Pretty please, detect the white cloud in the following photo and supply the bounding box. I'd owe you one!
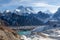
[30,2,60,13]
[32,3,49,7]
[0,0,60,13]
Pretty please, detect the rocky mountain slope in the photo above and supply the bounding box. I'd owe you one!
[0,26,21,40]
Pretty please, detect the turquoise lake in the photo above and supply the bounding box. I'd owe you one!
[17,31,31,35]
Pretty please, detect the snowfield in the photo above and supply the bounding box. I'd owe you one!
[21,27,60,40]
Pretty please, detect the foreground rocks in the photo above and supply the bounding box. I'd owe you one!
[0,26,21,40]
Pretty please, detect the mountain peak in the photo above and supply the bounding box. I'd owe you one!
[6,10,10,12]
[18,6,24,9]
[4,10,11,13]
[44,10,52,14]
[17,6,34,14]
[15,9,21,12]
[58,7,60,11]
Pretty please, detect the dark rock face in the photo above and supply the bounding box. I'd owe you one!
[53,8,60,19]
[0,11,50,26]
[0,6,51,26]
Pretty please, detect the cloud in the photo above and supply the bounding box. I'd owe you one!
[32,2,52,7]
[0,0,21,11]
[16,0,60,13]
[26,2,60,13]
[0,0,60,13]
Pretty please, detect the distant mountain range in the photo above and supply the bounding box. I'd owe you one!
[0,6,60,26]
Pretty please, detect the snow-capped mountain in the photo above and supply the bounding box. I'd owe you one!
[2,10,11,16]
[4,10,11,13]
[25,7,34,14]
[33,11,50,23]
[44,10,52,14]
[15,9,21,12]
[53,8,60,20]
[1,6,59,26]
[15,6,34,15]
[3,10,11,14]
[14,9,22,15]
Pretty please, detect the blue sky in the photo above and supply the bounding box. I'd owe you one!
[0,0,60,13]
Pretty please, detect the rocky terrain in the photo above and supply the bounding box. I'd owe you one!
[21,27,60,40]
[0,26,21,40]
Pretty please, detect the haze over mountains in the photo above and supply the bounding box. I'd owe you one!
[0,6,60,26]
